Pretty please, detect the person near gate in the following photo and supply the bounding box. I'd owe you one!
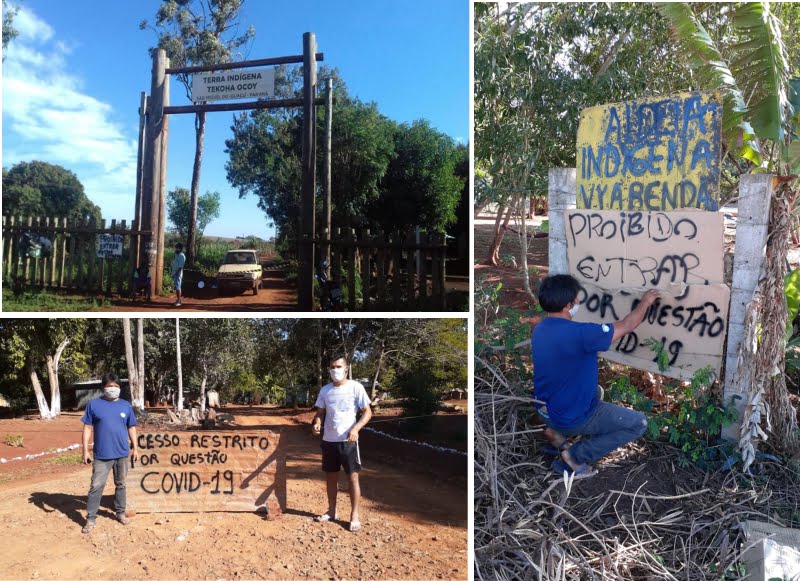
[532,274,659,478]
[172,242,186,306]
[311,355,372,533]
[81,372,139,533]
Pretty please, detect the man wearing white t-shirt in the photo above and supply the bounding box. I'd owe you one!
[311,355,372,533]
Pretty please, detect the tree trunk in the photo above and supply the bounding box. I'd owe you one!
[45,337,69,418]
[518,195,537,302]
[29,360,51,420]
[370,344,385,400]
[134,318,145,409]
[122,319,141,409]
[186,111,206,263]
[176,319,184,412]
[485,204,514,266]
[200,368,207,413]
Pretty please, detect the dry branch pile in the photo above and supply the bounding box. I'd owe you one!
[474,360,800,580]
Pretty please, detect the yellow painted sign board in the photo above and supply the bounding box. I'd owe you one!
[576,91,722,212]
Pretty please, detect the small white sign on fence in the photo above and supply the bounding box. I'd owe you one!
[97,234,123,258]
[191,67,275,103]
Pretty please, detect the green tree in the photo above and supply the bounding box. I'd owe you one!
[2,161,102,223]
[166,187,221,242]
[141,0,254,263]
[375,120,465,232]
[474,3,689,270]
[2,0,18,61]
[180,318,255,410]
[0,319,89,419]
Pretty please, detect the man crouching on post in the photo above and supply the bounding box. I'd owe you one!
[532,274,659,478]
[311,354,372,533]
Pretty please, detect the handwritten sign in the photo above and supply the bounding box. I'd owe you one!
[97,234,123,258]
[576,91,722,212]
[574,282,729,380]
[565,208,728,379]
[127,430,285,514]
[566,209,724,291]
[191,67,275,103]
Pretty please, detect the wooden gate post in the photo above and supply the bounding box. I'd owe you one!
[298,32,318,311]
[547,168,577,276]
[155,69,170,295]
[323,77,333,276]
[721,174,773,440]
[141,49,168,299]
[130,92,148,290]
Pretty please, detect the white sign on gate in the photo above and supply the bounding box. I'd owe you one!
[97,234,123,258]
[191,67,275,103]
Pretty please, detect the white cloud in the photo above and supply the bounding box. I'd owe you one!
[11,6,54,44]
[2,6,137,219]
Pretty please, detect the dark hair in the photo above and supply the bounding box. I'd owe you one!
[328,354,349,365]
[175,243,183,251]
[101,372,120,387]
[537,274,583,313]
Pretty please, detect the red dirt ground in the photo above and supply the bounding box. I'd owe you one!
[0,406,467,580]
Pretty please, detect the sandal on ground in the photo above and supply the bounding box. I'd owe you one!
[314,513,336,522]
[551,458,596,479]
[349,521,362,533]
[81,521,95,534]
[117,514,132,525]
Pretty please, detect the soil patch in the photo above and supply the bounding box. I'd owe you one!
[0,406,467,580]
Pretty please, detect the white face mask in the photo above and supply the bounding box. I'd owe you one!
[568,303,580,318]
[329,367,347,382]
[104,387,121,400]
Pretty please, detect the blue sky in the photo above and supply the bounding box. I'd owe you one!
[2,0,469,238]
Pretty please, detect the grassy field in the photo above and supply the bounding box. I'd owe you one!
[2,288,114,312]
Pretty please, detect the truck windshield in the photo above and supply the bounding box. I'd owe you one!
[223,253,257,265]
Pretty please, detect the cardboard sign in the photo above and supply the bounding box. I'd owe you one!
[97,234,123,258]
[565,209,724,291]
[191,67,275,102]
[576,91,722,212]
[574,282,730,380]
[127,430,285,514]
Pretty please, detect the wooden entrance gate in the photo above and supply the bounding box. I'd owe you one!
[2,215,146,295]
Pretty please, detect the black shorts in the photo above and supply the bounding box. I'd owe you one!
[321,440,362,474]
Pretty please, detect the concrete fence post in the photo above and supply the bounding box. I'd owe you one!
[547,168,577,275]
[722,173,773,440]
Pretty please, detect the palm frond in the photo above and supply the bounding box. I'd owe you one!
[658,2,760,164]
[731,2,792,142]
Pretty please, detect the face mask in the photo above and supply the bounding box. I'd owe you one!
[568,303,580,318]
[329,368,347,382]
[104,387,121,400]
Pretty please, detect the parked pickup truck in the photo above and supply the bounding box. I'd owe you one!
[216,249,262,295]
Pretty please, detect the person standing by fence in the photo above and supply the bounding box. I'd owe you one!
[171,243,186,306]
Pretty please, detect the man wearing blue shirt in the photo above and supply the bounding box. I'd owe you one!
[532,275,659,477]
[80,373,139,533]
[172,242,186,307]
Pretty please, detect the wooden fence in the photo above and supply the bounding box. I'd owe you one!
[316,229,448,311]
[2,216,144,295]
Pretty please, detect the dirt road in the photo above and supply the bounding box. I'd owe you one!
[106,260,297,312]
[0,409,467,580]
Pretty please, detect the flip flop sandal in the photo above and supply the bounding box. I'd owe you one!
[349,521,362,533]
[81,522,95,534]
[314,513,337,522]
[551,458,596,479]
